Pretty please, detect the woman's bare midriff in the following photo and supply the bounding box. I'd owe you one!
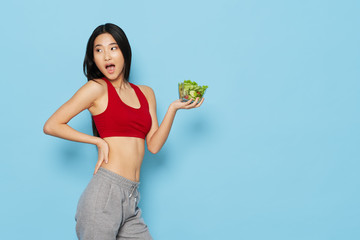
[100,136,145,182]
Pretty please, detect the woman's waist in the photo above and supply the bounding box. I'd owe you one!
[100,160,143,182]
[102,137,145,181]
[104,136,145,146]
[98,163,142,183]
[104,136,145,155]
[106,144,144,169]
[107,150,144,164]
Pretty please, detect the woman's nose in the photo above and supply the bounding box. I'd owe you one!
[104,52,111,61]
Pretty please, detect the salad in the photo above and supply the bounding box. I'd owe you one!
[178,80,208,102]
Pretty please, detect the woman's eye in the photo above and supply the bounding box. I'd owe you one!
[95,49,102,53]
[111,47,117,50]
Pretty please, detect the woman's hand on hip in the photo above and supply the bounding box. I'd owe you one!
[94,138,109,175]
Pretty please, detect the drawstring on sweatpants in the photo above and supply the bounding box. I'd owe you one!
[128,184,138,198]
[128,184,139,205]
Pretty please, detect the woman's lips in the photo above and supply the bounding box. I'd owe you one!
[106,64,115,74]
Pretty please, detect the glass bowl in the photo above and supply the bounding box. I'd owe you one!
[178,82,207,103]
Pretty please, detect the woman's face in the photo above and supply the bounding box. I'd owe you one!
[93,33,125,81]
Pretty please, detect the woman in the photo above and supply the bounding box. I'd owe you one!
[43,23,204,240]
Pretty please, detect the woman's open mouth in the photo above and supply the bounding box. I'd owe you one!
[106,64,115,74]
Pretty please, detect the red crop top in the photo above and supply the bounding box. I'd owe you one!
[92,77,152,139]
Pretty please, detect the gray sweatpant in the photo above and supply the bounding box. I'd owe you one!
[75,167,152,240]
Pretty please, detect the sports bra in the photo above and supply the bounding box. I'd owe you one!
[92,77,152,139]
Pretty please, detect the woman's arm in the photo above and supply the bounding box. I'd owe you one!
[43,80,109,172]
[140,86,204,154]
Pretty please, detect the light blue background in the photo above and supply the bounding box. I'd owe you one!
[1,0,359,239]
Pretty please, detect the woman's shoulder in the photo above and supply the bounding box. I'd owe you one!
[136,84,156,103]
[86,78,107,90]
[88,78,107,87]
[78,78,107,98]
[136,84,154,95]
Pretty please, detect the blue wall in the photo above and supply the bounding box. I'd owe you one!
[1,0,359,239]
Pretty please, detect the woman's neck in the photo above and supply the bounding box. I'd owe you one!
[107,75,129,90]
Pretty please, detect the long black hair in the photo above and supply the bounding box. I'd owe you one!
[83,23,132,136]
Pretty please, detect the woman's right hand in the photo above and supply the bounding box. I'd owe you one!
[94,138,109,175]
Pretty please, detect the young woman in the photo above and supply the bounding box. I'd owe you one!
[43,23,204,239]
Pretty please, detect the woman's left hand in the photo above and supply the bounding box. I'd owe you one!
[170,97,205,111]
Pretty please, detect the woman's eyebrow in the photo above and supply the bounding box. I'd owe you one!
[94,42,117,48]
